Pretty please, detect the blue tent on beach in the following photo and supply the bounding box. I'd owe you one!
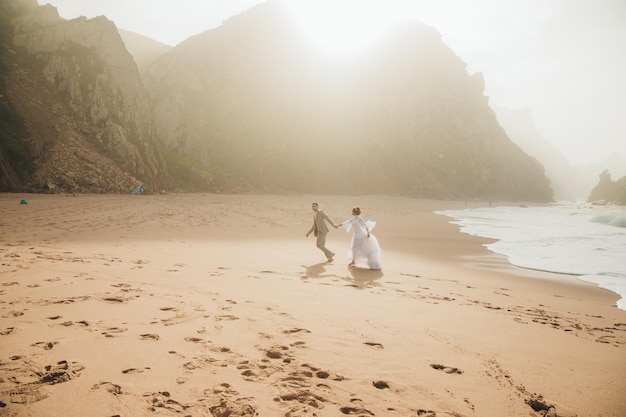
[131,185,145,195]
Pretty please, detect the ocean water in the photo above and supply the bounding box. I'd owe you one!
[436,202,626,311]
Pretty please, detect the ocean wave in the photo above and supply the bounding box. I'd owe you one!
[437,202,626,311]
[591,213,626,228]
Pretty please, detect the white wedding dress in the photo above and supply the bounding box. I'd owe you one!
[342,215,382,270]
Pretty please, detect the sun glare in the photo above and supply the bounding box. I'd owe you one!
[286,0,408,58]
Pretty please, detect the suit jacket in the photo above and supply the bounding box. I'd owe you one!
[308,210,336,236]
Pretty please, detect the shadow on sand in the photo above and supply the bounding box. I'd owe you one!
[344,266,384,289]
[302,262,337,279]
[301,262,384,289]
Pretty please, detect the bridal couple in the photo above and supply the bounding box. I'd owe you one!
[305,202,382,270]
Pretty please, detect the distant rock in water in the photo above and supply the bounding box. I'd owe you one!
[588,170,626,206]
[0,0,171,193]
[144,0,552,200]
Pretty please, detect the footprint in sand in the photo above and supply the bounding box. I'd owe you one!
[140,333,160,341]
[265,346,290,360]
[36,296,90,307]
[131,260,149,269]
[206,382,240,396]
[315,370,330,379]
[372,380,389,389]
[176,370,194,385]
[207,396,257,417]
[92,381,122,395]
[340,405,374,415]
[19,360,84,400]
[56,320,89,328]
[184,336,205,344]
[216,314,239,321]
[595,335,620,346]
[143,391,191,414]
[0,327,15,336]
[122,367,150,374]
[168,350,186,359]
[31,341,58,350]
[525,394,572,416]
[101,327,127,338]
[0,357,82,405]
[101,296,127,303]
[157,306,199,326]
[430,364,463,374]
[7,386,51,405]
[283,328,311,334]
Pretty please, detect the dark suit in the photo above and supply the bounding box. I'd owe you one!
[307,209,336,259]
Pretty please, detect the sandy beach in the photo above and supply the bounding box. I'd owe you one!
[1,193,624,417]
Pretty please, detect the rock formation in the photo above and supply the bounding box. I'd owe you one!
[2,0,553,201]
[0,0,171,193]
[143,0,552,200]
[119,29,171,74]
[588,170,626,206]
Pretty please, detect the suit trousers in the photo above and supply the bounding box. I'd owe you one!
[316,232,333,258]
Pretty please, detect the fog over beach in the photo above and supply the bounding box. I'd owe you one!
[37,0,626,170]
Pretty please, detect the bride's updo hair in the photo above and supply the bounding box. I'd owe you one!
[352,206,361,215]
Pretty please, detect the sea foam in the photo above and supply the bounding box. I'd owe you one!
[436,202,626,311]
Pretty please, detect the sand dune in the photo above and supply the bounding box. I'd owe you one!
[1,193,624,416]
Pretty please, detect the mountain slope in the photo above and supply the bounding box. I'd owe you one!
[144,0,552,200]
[119,29,171,74]
[0,0,171,193]
[2,0,553,200]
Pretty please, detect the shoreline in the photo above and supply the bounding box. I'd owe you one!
[434,203,626,311]
[1,193,625,416]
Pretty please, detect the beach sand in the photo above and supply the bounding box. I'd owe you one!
[1,193,625,416]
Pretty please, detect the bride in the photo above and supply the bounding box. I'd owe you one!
[341,206,382,270]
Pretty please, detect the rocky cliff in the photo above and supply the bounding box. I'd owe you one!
[588,170,626,206]
[143,0,552,200]
[2,0,553,200]
[119,29,171,74]
[0,0,171,193]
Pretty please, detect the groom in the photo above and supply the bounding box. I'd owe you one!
[306,202,339,262]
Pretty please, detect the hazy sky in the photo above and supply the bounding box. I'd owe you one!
[36,0,626,166]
